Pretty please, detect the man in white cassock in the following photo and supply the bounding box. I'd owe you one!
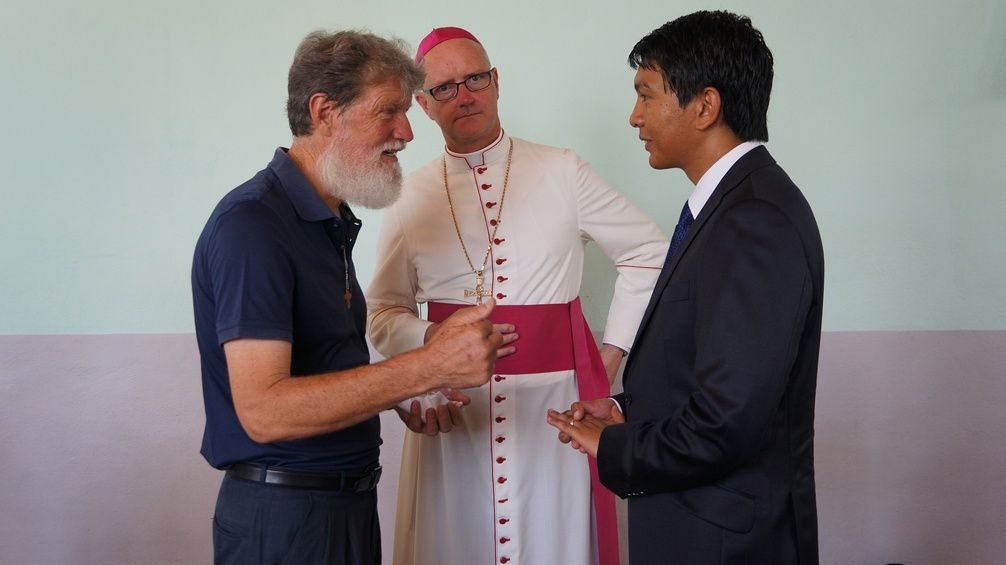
[366,26,669,565]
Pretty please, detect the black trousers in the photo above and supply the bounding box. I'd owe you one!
[213,474,381,565]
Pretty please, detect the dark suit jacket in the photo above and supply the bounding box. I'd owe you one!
[599,146,824,565]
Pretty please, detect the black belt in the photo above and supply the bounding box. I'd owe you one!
[226,463,382,492]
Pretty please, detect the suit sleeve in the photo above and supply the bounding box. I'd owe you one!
[572,153,669,352]
[597,199,815,494]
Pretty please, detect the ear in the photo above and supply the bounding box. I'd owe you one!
[415,91,433,119]
[693,86,723,131]
[308,92,340,136]
[491,67,500,97]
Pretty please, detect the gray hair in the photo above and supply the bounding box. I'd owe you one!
[286,30,424,137]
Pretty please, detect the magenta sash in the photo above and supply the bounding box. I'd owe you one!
[427,298,620,565]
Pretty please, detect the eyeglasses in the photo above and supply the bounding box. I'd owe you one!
[424,70,494,102]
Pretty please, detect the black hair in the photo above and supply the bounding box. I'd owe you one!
[629,11,773,141]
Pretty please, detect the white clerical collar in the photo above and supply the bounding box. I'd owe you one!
[445,129,508,170]
[688,140,763,218]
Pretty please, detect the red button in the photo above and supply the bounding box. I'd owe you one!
[494,395,506,403]
[498,498,508,503]
[496,456,506,463]
[481,183,492,190]
[495,436,506,443]
[477,167,487,174]
[500,558,510,563]
[490,219,499,226]
[496,293,506,299]
[497,276,508,282]
[497,476,507,484]
[495,416,506,423]
[499,518,510,524]
[493,238,506,245]
[486,201,497,208]
[500,537,511,544]
[496,258,506,265]
[494,375,504,382]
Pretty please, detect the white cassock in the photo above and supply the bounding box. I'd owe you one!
[367,131,668,565]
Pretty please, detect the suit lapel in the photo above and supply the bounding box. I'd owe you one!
[623,146,778,380]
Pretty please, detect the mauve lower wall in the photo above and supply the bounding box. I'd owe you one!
[2,331,1004,564]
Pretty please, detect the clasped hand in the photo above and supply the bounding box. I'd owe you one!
[546,398,624,458]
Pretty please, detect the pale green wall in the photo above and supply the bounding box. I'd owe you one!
[2,0,1004,334]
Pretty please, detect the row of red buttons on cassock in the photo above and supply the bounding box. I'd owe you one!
[492,373,512,563]
[482,160,512,563]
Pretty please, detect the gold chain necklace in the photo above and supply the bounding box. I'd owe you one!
[442,139,514,304]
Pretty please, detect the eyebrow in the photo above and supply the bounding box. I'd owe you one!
[430,69,490,87]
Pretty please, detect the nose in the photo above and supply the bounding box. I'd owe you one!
[629,99,642,128]
[396,113,414,142]
[456,83,476,105]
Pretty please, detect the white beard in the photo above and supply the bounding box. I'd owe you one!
[317,136,404,210]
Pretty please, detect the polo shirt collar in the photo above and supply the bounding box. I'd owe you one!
[268,147,338,222]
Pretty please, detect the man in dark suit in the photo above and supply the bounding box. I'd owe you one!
[548,11,824,565]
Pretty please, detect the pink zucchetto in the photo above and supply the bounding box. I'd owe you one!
[415,26,481,63]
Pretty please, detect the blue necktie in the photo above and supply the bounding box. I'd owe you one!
[665,201,694,264]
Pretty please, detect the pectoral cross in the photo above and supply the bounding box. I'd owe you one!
[464,269,491,304]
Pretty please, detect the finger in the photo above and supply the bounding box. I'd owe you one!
[550,410,578,433]
[398,403,424,433]
[571,402,585,420]
[447,401,464,426]
[410,401,425,430]
[444,388,471,406]
[609,402,626,423]
[449,298,497,325]
[496,344,517,358]
[546,410,567,431]
[480,297,496,318]
[558,431,571,444]
[434,404,453,433]
[423,408,438,436]
[499,331,519,345]
[492,323,516,335]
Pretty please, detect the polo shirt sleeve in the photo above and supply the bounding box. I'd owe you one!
[205,201,295,345]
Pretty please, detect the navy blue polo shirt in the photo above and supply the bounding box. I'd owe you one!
[191,148,378,472]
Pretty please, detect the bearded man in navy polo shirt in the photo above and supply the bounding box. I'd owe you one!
[191,30,514,565]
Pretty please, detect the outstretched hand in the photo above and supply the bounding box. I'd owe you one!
[396,388,471,436]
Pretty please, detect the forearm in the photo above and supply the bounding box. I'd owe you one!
[599,343,626,384]
[236,348,437,443]
[231,303,500,444]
